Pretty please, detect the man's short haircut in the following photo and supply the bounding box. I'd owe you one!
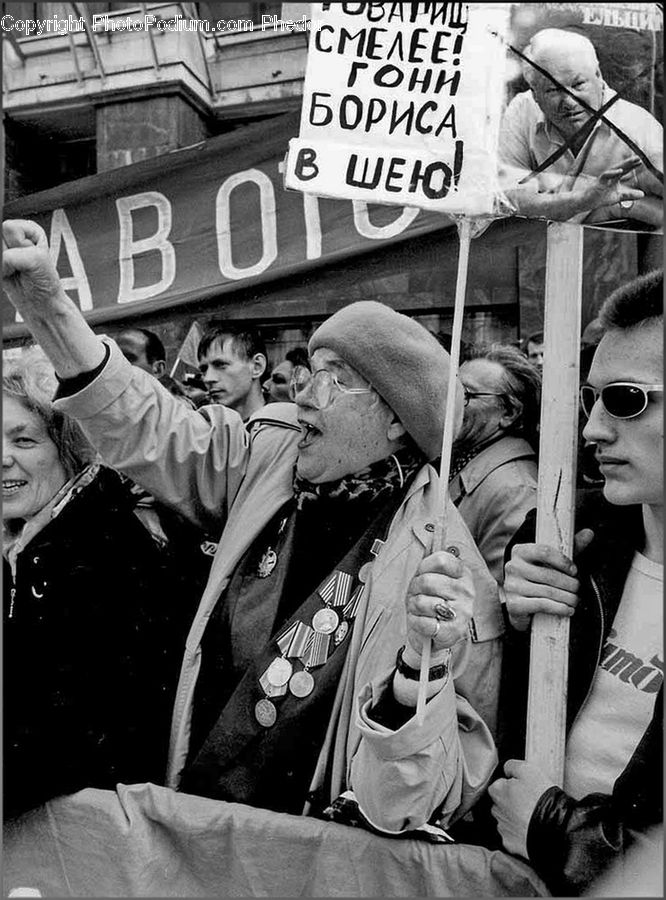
[521,331,544,354]
[598,269,663,331]
[522,28,599,88]
[120,327,166,365]
[197,322,266,363]
[285,347,310,370]
[466,343,543,451]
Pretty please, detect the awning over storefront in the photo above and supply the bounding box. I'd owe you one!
[2,111,457,340]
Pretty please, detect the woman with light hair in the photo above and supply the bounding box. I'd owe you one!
[3,351,187,820]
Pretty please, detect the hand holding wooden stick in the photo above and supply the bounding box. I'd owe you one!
[416,216,473,725]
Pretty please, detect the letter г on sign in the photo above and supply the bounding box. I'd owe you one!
[284,3,510,214]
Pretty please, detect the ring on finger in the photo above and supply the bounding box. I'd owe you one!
[431,619,441,639]
[435,602,457,622]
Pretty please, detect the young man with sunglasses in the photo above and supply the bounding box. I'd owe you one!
[489,269,663,895]
[2,219,498,838]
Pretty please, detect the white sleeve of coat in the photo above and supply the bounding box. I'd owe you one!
[54,339,250,534]
[349,669,498,833]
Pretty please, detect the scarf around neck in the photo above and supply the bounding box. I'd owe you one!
[292,444,424,512]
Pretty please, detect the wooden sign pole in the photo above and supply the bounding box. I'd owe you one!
[416,217,473,725]
[525,221,583,785]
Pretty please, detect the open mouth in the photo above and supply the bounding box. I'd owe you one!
[3,480,27,495]
[298,422,322,449]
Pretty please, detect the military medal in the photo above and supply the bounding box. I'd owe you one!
[256,568,366,716]
[261,680,287,699]
[334,621,349,645]
[255,698,277,727]
[289,669,315,698]
[259,669,288,699]
[265,656,293,687]
[312,607,339,635]
[257,548,278,578]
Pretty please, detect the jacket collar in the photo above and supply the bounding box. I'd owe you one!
[4,464,100,574]
[455,436,535,496]
[577,497,646,623]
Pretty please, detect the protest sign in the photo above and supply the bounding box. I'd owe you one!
[285,3,509,213]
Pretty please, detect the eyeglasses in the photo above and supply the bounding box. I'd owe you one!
[289,366,372,410]
[463,388,506,407]
[580,382,663,420]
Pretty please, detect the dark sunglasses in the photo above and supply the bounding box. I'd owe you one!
[580,382,663,420]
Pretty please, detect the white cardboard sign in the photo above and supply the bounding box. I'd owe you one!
[285,3,509,214]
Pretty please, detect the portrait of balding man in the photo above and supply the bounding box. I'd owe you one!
[498,28,663,227]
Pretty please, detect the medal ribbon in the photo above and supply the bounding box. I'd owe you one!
[318,571,353,608]
[276,620,315,659]
[271,572,365,680]
[304,632,331,669]
[342,584,364,621]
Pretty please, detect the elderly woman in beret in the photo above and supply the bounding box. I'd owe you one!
[3,353,187,820]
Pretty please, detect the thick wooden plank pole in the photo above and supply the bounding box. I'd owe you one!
[526,221,583,785]
[416,217,472,724]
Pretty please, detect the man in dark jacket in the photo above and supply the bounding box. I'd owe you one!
[489,269,663,895]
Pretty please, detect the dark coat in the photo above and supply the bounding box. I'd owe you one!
[498,491,662,896]
[3,466,193,820]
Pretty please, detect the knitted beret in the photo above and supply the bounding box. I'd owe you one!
[309,301,462,460]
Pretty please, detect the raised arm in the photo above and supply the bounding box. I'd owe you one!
[2,219,250,533]
[3,219,105,377]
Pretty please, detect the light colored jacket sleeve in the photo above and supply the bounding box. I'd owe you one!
[345,482,498,834]
[350,663,497,833]
[470,461,537,585]
[54,339,251,534]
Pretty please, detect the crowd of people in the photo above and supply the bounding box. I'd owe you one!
[2,212,662,898]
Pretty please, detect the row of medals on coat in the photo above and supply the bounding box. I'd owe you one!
[254,565,363,729]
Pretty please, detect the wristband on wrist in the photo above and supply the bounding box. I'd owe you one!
[395,645,449,682]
